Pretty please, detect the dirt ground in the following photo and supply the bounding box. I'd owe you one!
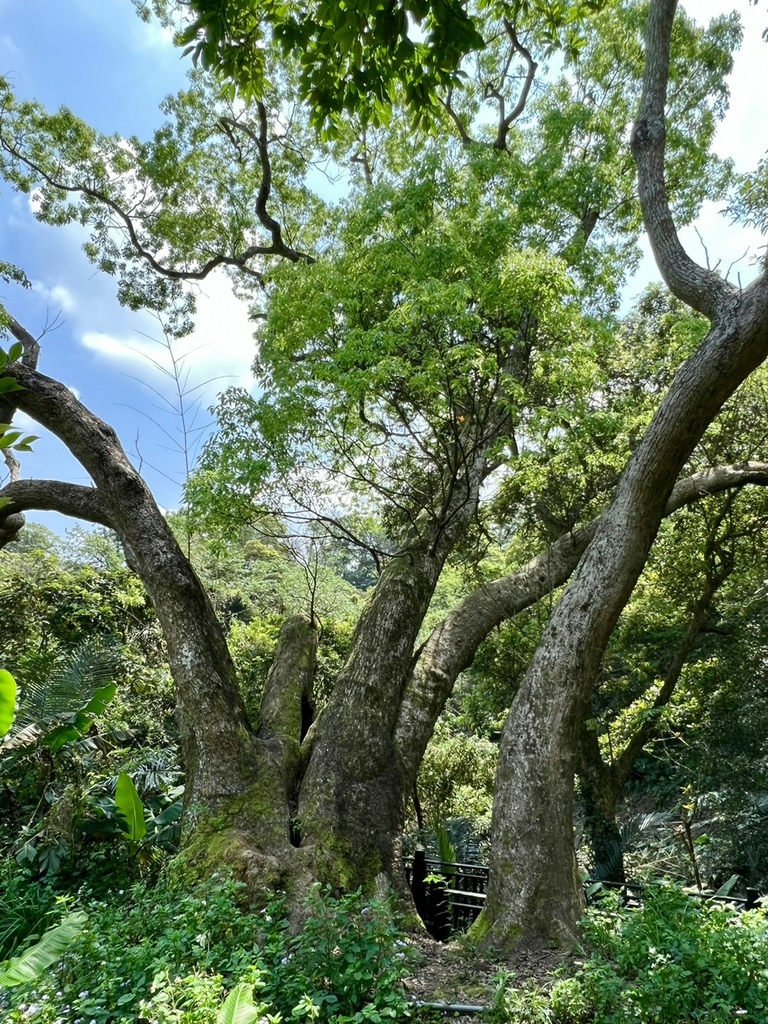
[401,934,573,1018]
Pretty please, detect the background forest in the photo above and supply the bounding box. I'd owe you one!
[3,0,768,1021]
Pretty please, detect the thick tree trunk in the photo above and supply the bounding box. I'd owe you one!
[298,454,490,891]
[3,319,768,925]
[476,0,768,952]
[0,353,495,904]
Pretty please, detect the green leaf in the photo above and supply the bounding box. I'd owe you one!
[0,668,17,737]
[83,681,117,716]
[217,983,262,1024]
[115,771,147,842]
[0,911,87,987]
[7,341,23,361]
[714,874,741,898]
[45,723,87,753]
[0,378,22,394]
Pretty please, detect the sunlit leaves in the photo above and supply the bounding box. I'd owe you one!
[0,72,321,336]
[0,669,16,739]
[115,771,148,842]
[173,0,486,132]
[0,912,88,988]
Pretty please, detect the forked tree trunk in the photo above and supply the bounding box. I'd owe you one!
[3,354,767,926]
[0,356,492,909]
[475,0,768,952]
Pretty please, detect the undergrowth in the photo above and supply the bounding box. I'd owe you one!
[0,874,416,1024]
[491,884,768,1023]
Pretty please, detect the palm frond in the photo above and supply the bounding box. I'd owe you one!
[13,638,120,731]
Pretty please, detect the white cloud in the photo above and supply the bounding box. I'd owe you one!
[80,270,257,400]
[31,281,78,313]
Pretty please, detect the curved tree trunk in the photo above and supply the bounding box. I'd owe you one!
[3,361,260,815]
[3,318,768,934]
[475,0,768,952]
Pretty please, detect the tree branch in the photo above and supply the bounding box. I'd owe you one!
[630,0,731,319]
[0,121,313,288]
[494,22,538,151]
[219,107,315,265]
[394,461,768,785]
[0,479,112,548]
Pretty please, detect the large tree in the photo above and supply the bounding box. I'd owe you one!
[478,0,768,951]
[0,0,766,949]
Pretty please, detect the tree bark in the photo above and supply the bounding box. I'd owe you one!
[476,0,768,952]
[298,452,490,890]
[394,463,768,801]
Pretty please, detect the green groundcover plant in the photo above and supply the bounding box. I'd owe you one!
[0,875,416,1024]
[493,884,768,1024]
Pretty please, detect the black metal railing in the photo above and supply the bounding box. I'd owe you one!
[404,853,763,938]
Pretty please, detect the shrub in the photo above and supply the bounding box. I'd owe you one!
[1,878,415,1024]
[257,887,415,1024]
[1,873,259,1024]
[0,865,58,961]
[491,885,768,1023]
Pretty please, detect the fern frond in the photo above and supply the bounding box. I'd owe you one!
[10,637,121,734]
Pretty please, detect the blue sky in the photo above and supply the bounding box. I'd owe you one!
[0,0,257,526]
[0,1,766,535]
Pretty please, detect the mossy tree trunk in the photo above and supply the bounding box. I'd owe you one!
[2,309,768,940]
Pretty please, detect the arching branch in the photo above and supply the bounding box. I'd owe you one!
[394,461,768,786]
[630,0,732,319]
[0,480,112,548]
[0,112,313,290]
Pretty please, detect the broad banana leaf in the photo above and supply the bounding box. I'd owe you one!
[0,669,16,738]
[0,911,88,987]
[217,983,262,1024]
[115,771,147,842]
